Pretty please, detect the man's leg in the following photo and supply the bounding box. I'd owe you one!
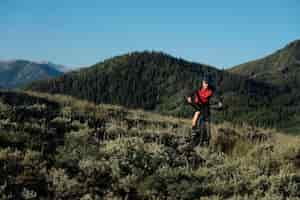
[192,111,201,128]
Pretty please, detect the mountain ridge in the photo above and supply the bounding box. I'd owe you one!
[227,39,300,133]
[27,50,288,132]
[0,59,65,88]
[25,40,300,133]
[228,39,300,87]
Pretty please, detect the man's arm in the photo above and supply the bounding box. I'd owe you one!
[186,89,198,104]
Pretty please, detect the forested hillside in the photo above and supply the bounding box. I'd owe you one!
[229,39,300,133]
[28,51,296,132]
[229,39,300,87]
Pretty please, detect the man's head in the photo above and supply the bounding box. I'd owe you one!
[202,77,210,89]
[202,80,208,89]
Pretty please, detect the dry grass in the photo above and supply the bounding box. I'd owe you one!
[24,90,299,153]
[25,90,300,137]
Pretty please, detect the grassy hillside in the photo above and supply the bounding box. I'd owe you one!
[0,60,64,88]
[0,90,299,199]
[28,51,294,132]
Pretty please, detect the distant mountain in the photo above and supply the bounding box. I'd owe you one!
[28,51,291,132]
[229,39,300,88]
[35,61,71,72]
[0,59,64,88]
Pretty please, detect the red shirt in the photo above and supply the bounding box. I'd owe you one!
[194,87,213,105]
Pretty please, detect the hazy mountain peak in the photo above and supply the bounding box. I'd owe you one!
[0,59,64,88]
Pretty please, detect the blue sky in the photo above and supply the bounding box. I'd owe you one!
[0,0,299,68]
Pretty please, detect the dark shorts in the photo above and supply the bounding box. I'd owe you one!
[194,104,210,121]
